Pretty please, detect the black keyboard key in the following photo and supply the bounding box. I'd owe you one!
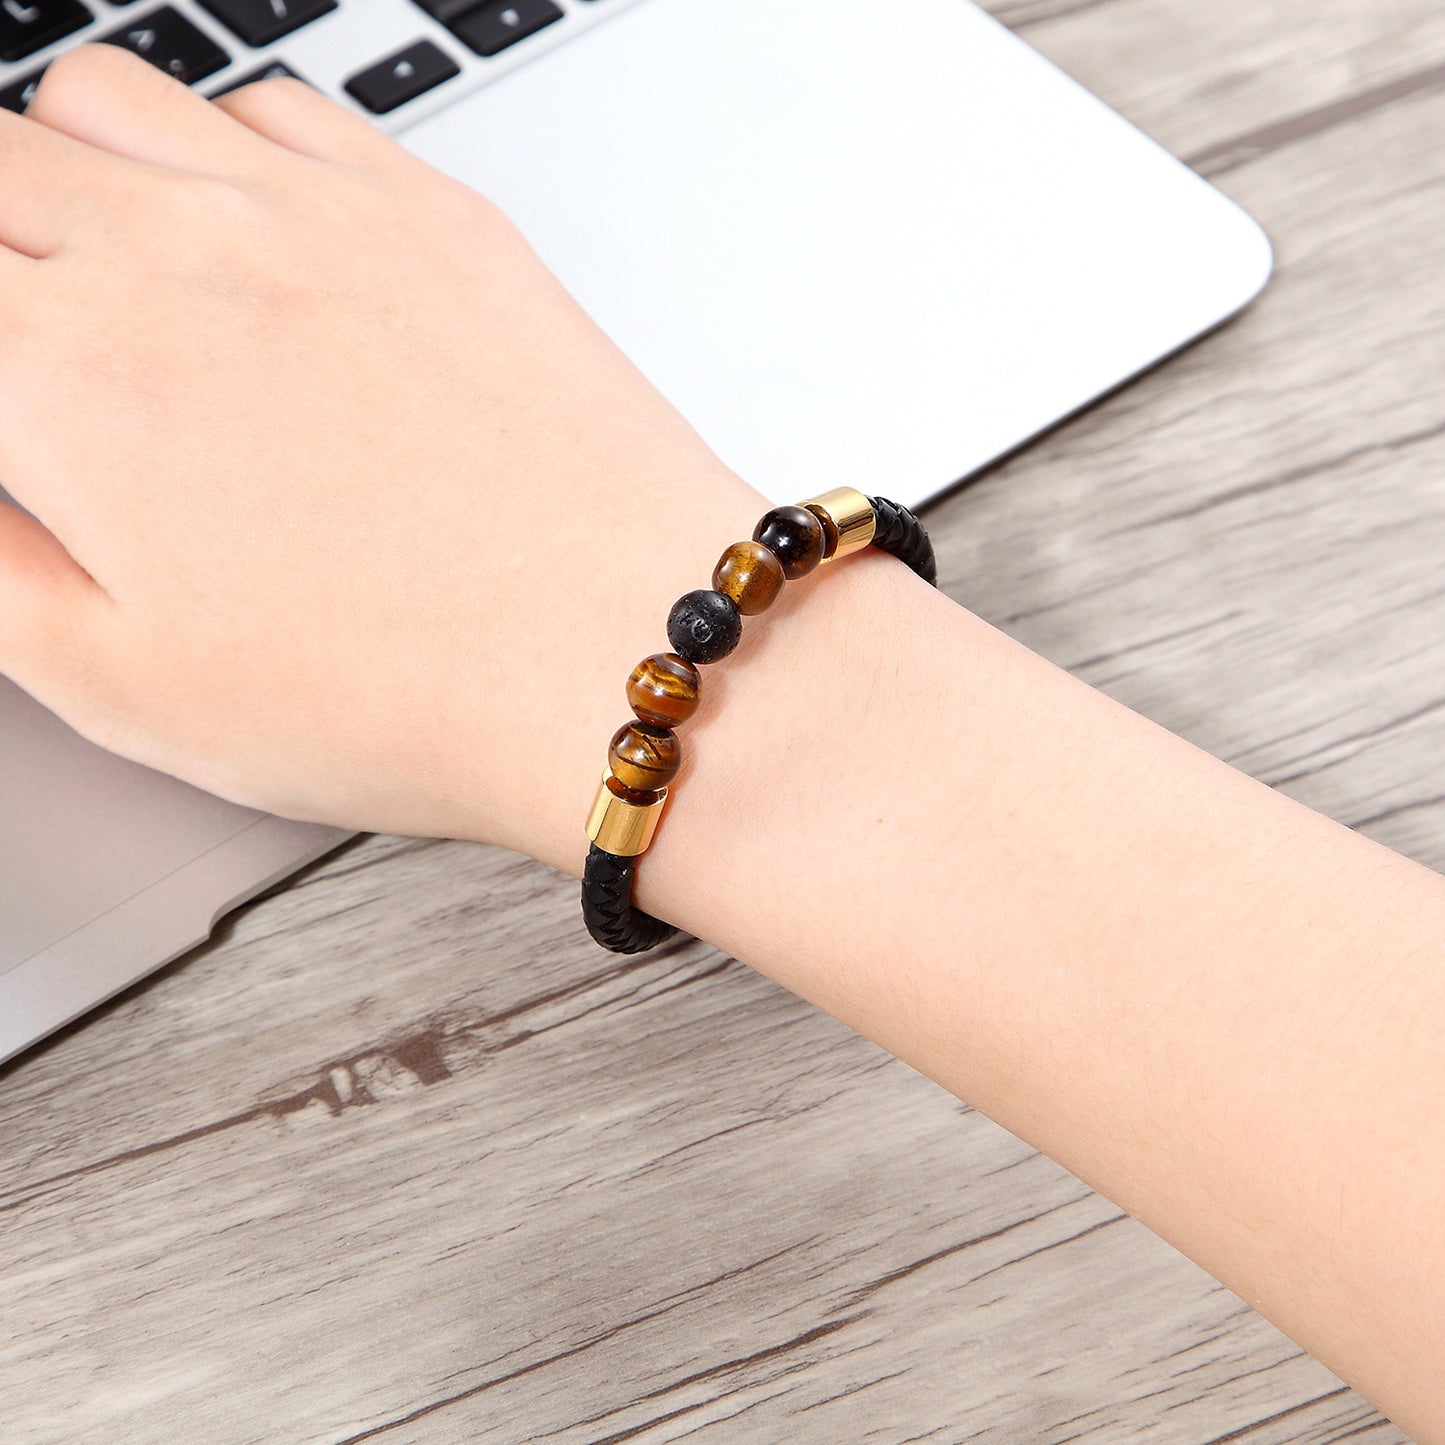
[0,0,90,64]
[0,63,44,111]
[211,58,302,96]
[407,0,469,26]
[100,6,228,84]
[197,0,331,49]
[344,39,457,114]
[448,0,560,58]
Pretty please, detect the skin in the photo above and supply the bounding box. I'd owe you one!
[1,45,1441,1437]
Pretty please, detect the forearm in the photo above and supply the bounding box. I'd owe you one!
[534,530,1445,1437]
[7,46,1430,1429]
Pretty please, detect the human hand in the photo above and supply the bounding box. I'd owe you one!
[0,45,775,871]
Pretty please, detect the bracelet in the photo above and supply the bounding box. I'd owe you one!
[581,489,938,954]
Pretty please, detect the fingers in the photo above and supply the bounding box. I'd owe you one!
[0,102,128,257]
[0,48,400,261]
[0,500,108,690]
[212,76,400,166]
[25,43,263,173]
[0,47,380,259]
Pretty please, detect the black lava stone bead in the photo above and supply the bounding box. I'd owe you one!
[753,505,826,580]
[666,589,742,664]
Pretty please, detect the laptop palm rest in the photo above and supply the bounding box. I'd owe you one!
[0,668,345,1062]
[0,676,265,975]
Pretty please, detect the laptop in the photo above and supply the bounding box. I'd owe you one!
[0,0,1273,1064]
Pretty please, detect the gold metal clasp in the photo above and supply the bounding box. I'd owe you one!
[800,486,876,563]
[585,769,668,856]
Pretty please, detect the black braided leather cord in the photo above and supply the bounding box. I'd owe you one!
[582,842,678,953]
[582,494,937,953]
[869,494,938,587]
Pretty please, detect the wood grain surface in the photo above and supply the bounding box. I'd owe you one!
[3,1,1442,1440]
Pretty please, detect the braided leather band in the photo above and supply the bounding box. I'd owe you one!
[582,492,937,954]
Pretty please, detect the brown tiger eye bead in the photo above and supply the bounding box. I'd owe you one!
[802,502,840,561]
[712,540,785,616]
[627,652,701,728]
[608,720,682,792]
[606,773,663,805]
[753,505,825,580]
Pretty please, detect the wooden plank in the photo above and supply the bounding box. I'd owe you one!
[990,0,1445,175]
[953,81,1445,873]
[1,2,1439,1441]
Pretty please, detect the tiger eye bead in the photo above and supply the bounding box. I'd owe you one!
[667,589,742,664]
[608,720,682,792]
[753,505,825,580]
[627,652,701,728]
[712,540,785,616]
[803,502,840,561]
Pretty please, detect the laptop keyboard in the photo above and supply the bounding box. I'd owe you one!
[197,0,337,50]
[344,38,455,113]
[0,0,623,123]
[100,6,229,84]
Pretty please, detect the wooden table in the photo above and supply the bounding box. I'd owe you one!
[4,1,1441,1439]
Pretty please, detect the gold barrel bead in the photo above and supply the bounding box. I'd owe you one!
[627,652,701,728]
[712,540,785,616]
[608,719,682,792]
[586,770,668,856]
[800,486,876,563]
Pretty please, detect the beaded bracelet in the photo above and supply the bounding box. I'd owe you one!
[582,488,938,954]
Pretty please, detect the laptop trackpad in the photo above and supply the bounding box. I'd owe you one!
[0,676,264,975]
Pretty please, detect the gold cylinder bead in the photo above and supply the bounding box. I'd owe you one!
[800,486,876,563]
[586,769,668,857]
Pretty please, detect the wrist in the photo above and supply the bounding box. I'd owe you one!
[575,534,947,953]
[482,467,791,875]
